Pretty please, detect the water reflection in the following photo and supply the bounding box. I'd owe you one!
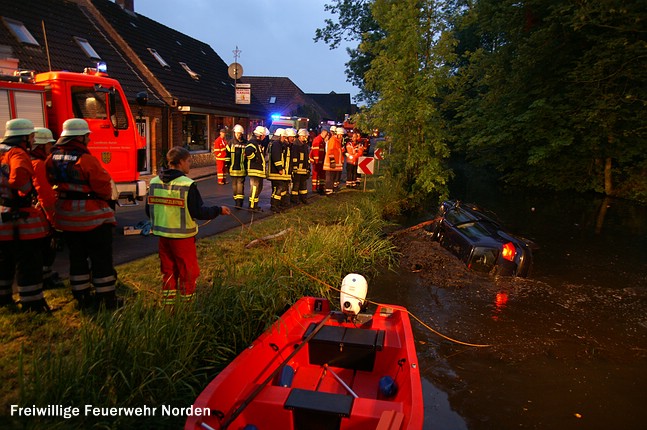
[492,291,508,321]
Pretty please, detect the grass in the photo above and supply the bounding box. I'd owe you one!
[0,177,404,429]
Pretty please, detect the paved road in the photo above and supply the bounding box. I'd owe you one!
[52,174,276,279]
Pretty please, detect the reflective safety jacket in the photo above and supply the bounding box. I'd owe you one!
[345,141,365,166]
[226,136,247,177]
[148,175,198,238]
[291,141,309,175]
[309,134,325,165]
[31,146,56,225]
[45,139,116,232]
[245,136,266,178]
[0,144,49,241]
[267,138,291,181]
[323,135,343,172]
[212,136,229,163]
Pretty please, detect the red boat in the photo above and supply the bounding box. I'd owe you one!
[186,275,423,430]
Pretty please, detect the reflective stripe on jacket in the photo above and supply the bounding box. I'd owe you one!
[45,140,116,232]
[245,137,266,178]
[226,137,247,177]
[148,175,197,238]
[0,144,49,240]
[291,142,309,175]
[213,136,229,162]
[323,136,343,171]
[267,140,291,181]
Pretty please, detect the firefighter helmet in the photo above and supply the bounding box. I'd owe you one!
[264,127,270,136]
[253,126,266,136]
[329,125,337,134]
[297,128,308,137]
[274,128,285,137]
[60,118,91,136]
[33,127,56,145]
[233,124,245,134]
[3,118,35,138]
[285,128,297,137]
[336,127,346,135]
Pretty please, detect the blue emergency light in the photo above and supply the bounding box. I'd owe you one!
[96,61,108,73]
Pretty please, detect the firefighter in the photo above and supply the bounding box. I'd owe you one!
[147,146,231,305]
[226,124,247,209]
[345,132,365,189]
[282,128,297,208]
[309,128,328,194]
[212,128,229,185]
[30,127,65,290]
[323,127,344,194]
[0,119,50,312]
[245,126,266,212]
[291,129,310,204]
[46,118,120,310]
[267,128,290,213]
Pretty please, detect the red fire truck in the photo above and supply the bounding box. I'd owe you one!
[0,67,147,203]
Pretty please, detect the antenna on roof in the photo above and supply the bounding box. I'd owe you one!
[41,20,52,71]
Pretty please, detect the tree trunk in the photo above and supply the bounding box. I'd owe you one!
[604,156,613,196]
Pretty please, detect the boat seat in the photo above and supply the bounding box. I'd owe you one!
[285,388,354,430]
[306,324,385,372]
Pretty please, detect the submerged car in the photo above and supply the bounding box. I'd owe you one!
[426,200,534,277]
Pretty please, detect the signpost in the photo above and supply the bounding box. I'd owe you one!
[358,156,374,191]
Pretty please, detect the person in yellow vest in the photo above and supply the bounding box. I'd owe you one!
[146,146,231,305]
[0,119,51,312]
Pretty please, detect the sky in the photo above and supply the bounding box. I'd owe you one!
[133,0,360,99]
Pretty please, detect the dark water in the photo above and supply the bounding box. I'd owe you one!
[371,184,647,429]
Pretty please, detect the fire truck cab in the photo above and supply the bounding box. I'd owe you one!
[0,68,147,204]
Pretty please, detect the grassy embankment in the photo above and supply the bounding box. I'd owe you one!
[0,177,404,429]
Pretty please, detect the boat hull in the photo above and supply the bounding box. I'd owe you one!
[185,297,423,430]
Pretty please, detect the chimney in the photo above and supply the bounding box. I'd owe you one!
[115,0,134,13]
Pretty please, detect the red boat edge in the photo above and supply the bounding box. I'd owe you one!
[185,290,424,430]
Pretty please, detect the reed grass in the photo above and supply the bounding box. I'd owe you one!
[2,178,404,429]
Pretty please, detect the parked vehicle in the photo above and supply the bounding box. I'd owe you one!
[186,275,424,430]
[0,67,147,204]
[426,200,534,277]
[268,115,309,137]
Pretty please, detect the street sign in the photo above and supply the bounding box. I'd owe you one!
[235,83,250,104]
[358,156,374,175]
[374,147,384,160]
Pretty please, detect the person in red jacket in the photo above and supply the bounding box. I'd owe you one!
[212,128,229,185]
[46,119,120,310]
[309,129,328,194]
[323,127,345,195]
[0,119,51,312]
[30,127,64,290]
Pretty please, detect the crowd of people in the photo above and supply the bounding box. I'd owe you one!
[214,124,370,213]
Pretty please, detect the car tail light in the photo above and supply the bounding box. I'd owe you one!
[501,242,516,261]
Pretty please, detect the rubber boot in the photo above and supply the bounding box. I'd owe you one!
[73,290,95,310]
[96,291,123,311]
[21,298,51,314]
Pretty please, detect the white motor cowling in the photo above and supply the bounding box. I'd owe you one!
[340,273,368,316]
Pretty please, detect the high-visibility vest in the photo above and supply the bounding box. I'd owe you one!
[148,175,197,238]
[0,144,49,241]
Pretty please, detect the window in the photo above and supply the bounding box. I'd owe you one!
[2,17,39,46]
[269,96,276,104]
[74,37,101,60]
[148,48,170,69]
[70,86,128,129]
[179,62,200,80]
[182,114,208,151]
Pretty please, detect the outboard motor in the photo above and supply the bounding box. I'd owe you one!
[340,273,368,316]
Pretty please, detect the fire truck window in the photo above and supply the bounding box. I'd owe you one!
[72,86,107,120]
[111,91,129,130]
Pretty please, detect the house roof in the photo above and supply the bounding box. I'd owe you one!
[0,0,163,105]
[307,92,355,123]
[91,0,266,117]
[239,76,328,119]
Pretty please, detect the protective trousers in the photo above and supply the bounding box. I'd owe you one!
[249,176,264,210]
[231,176,245,208]
[0,238,45,309]
[158,236,199,304]
[291,174,309,204]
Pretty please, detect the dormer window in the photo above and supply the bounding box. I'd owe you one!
[74,37,101,60]
[269,96,276,104]
[148,48,170,70]
[179,62,200,80]
[2,17,39,46]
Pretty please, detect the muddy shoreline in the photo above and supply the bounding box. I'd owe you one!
[373,227,647,429]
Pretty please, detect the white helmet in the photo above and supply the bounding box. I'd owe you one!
[33,127,56,145]
[284,128,297,138]
[329,125,337,134]
[253,125,266,136]
[60,118,91,137]
[297,128,308,137]
[4,118,35,138]
[264,127,270,136]
[336,127,346,135]
[274,128,285,137]
[233,124,245,134]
